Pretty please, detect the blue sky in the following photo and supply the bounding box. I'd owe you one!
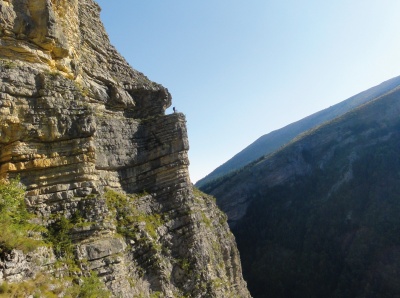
[95,0,400,183]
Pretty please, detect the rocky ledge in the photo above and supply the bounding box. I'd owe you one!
[0,0,250,297]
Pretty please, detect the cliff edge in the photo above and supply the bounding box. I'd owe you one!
[0,0,250,297]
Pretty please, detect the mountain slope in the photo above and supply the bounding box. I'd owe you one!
[201,87,400,297]
[196,75,400,188]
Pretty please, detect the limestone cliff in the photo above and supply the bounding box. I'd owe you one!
[0,1,250,297]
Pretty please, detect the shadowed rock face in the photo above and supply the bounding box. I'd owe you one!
[0,1,250,297]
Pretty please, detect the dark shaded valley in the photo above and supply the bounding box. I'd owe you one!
[201,83,400,297]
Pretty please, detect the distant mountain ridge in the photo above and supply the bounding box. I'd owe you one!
[200,81,400,297]
[196,75,400,188]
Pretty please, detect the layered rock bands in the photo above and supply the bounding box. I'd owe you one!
[0,0,250,297]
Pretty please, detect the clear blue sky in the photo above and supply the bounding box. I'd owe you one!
[96,0,400,183]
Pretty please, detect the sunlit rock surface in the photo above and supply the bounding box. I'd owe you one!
[0,1,250,297]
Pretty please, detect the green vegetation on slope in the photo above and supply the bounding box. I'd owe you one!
[0,179,111,298]
[235,128,400,298]
[0,178,45,254]
[0,271,110,298]
[105,188,163,240]
[203,91,400,298]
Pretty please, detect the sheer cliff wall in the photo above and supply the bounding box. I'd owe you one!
[0,1,250,297]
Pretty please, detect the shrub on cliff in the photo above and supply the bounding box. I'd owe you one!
[0,178,44,254]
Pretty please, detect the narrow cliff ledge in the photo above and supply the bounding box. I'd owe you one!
[0,0,250,297]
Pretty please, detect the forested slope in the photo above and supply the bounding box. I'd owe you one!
[202,87,400,297]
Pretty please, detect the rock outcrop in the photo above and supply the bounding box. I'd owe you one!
[0,0,250,297]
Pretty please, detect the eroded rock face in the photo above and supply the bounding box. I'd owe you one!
[0,0,250,297]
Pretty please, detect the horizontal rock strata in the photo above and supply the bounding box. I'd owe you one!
[0,0,250,297]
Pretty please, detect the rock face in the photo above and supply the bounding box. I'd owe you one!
[0,1,250,297]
